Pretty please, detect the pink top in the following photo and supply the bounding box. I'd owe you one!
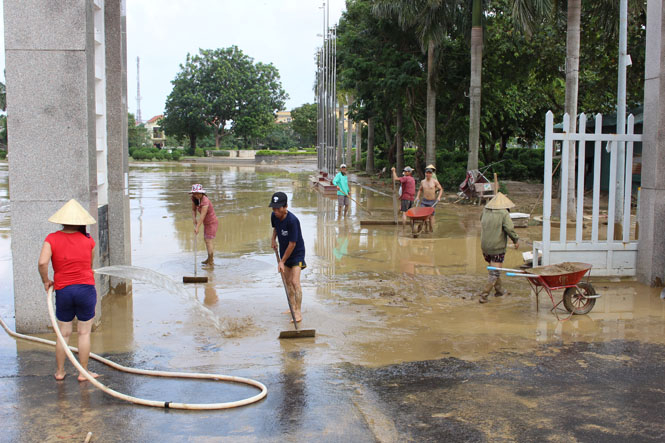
[194,195,217,225]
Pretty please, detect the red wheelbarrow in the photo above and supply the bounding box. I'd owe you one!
[491,262,601,320]
[405,206,434,238]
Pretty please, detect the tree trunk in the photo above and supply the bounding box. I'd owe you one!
[214,125,221,148]
[355,121,362,165]
[426,39,437,166]
[366,117,375,173]
[188,133,197,156]
[396,105,404,173]
[384,110,394,168]
[467,19,483,172]
[564,0,581,219]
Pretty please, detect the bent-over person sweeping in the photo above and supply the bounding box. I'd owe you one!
[479,192,519,304]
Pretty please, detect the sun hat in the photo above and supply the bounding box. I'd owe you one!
[425,164,436,171]
[269,192,288,208]
[403,166,413,173]
[48,199,97,225]
[340,164,347,168]
[189,184,206,194]
[485,192,515,210]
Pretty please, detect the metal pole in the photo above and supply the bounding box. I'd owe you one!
[615,0,628,231]
[333,26,337,166]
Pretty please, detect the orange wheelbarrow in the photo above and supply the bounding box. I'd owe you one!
[405,206,434,238]
[492,262,602,320]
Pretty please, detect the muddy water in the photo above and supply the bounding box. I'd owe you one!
[1,161,664,371]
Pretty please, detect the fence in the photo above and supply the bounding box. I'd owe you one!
[533,111,641,276]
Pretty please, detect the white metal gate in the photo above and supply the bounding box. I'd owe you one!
[533,111,642,276]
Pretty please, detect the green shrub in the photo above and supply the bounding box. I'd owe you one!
[210,150,230,157]
[255,150,315,156]
[194,148,205,157]
[0,150,6,160]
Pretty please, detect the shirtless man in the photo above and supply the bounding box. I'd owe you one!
[415,164,443,232]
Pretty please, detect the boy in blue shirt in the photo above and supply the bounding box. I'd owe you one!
[269,192,306,322]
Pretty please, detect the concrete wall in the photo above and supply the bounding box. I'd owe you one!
[637,0,665,286]
[5,0,130,332]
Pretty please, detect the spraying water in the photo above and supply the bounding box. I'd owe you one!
[95,265,223,332]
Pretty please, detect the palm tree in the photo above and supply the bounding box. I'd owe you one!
[373,0,463,167]
[512,0,579,217]
[467,0,482,171]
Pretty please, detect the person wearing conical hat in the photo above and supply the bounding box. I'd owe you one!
[190,184,218,265]
[37,199,100,381]
[415,164,443,232]
[479,192,519,303]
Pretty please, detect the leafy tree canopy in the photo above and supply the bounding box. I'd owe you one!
[290,103,317,147]
[161,47,288,153]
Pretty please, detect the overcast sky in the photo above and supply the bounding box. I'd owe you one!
[0,0,347,122]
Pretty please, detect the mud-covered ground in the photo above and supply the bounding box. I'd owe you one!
[1,161,664,442]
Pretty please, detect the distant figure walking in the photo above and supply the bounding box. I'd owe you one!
[38,199,100,382]
[190,184,218,265]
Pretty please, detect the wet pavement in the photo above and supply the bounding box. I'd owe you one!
[1,161,664,442]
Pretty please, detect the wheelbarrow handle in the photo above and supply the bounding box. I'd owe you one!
[506,272,541,277]
[487,266,525,273]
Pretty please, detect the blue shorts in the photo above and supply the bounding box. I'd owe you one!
[284,257,307,269]
[55,284,97,322]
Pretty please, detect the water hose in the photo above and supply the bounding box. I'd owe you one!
[0,288,267,410]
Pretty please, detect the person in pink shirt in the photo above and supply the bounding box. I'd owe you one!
[190,184,218,265]
[38,199,99,382]
[391,166,416,225]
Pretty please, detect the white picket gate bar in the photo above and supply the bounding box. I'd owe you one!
[533,111,641,276]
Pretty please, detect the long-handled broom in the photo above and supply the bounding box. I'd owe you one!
[275,250,315,339]
[183,232,208,283]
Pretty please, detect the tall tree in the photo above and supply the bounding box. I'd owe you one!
[467,0,483,171]
[162,47,287,152]
[161,55,210,154]
[291,103,317,147]
[373,0,465,167]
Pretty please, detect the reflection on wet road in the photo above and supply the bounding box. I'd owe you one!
[1,161,664,441]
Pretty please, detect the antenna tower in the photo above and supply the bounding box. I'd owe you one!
[136,56,142,124]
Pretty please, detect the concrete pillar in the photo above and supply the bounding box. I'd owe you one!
[637,0,665,286]
[105,0,132,293]
[5,0,130,332]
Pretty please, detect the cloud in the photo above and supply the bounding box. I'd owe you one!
[0,0,346,121]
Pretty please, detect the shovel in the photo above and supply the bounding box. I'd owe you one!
[183,232,208,283]
[275,250,315,339]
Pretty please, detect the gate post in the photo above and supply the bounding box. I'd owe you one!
[638,0,665,286]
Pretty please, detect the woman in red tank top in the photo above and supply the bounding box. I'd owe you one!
[37,199,100,382]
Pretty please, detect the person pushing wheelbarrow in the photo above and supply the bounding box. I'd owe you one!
[479,192,519,303]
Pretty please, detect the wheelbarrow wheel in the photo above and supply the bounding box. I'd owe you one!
[563,282,596,315]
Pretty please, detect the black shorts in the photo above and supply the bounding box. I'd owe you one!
[400,200,413,212]
[285,257,307,269]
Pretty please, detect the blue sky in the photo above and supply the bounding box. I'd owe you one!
[0,0,346,122]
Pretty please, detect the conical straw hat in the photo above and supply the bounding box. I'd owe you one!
[48,199,97,225]
[485,192,515,210]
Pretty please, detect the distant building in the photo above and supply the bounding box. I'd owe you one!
[275,110,292,124]
[145,114,166,148]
